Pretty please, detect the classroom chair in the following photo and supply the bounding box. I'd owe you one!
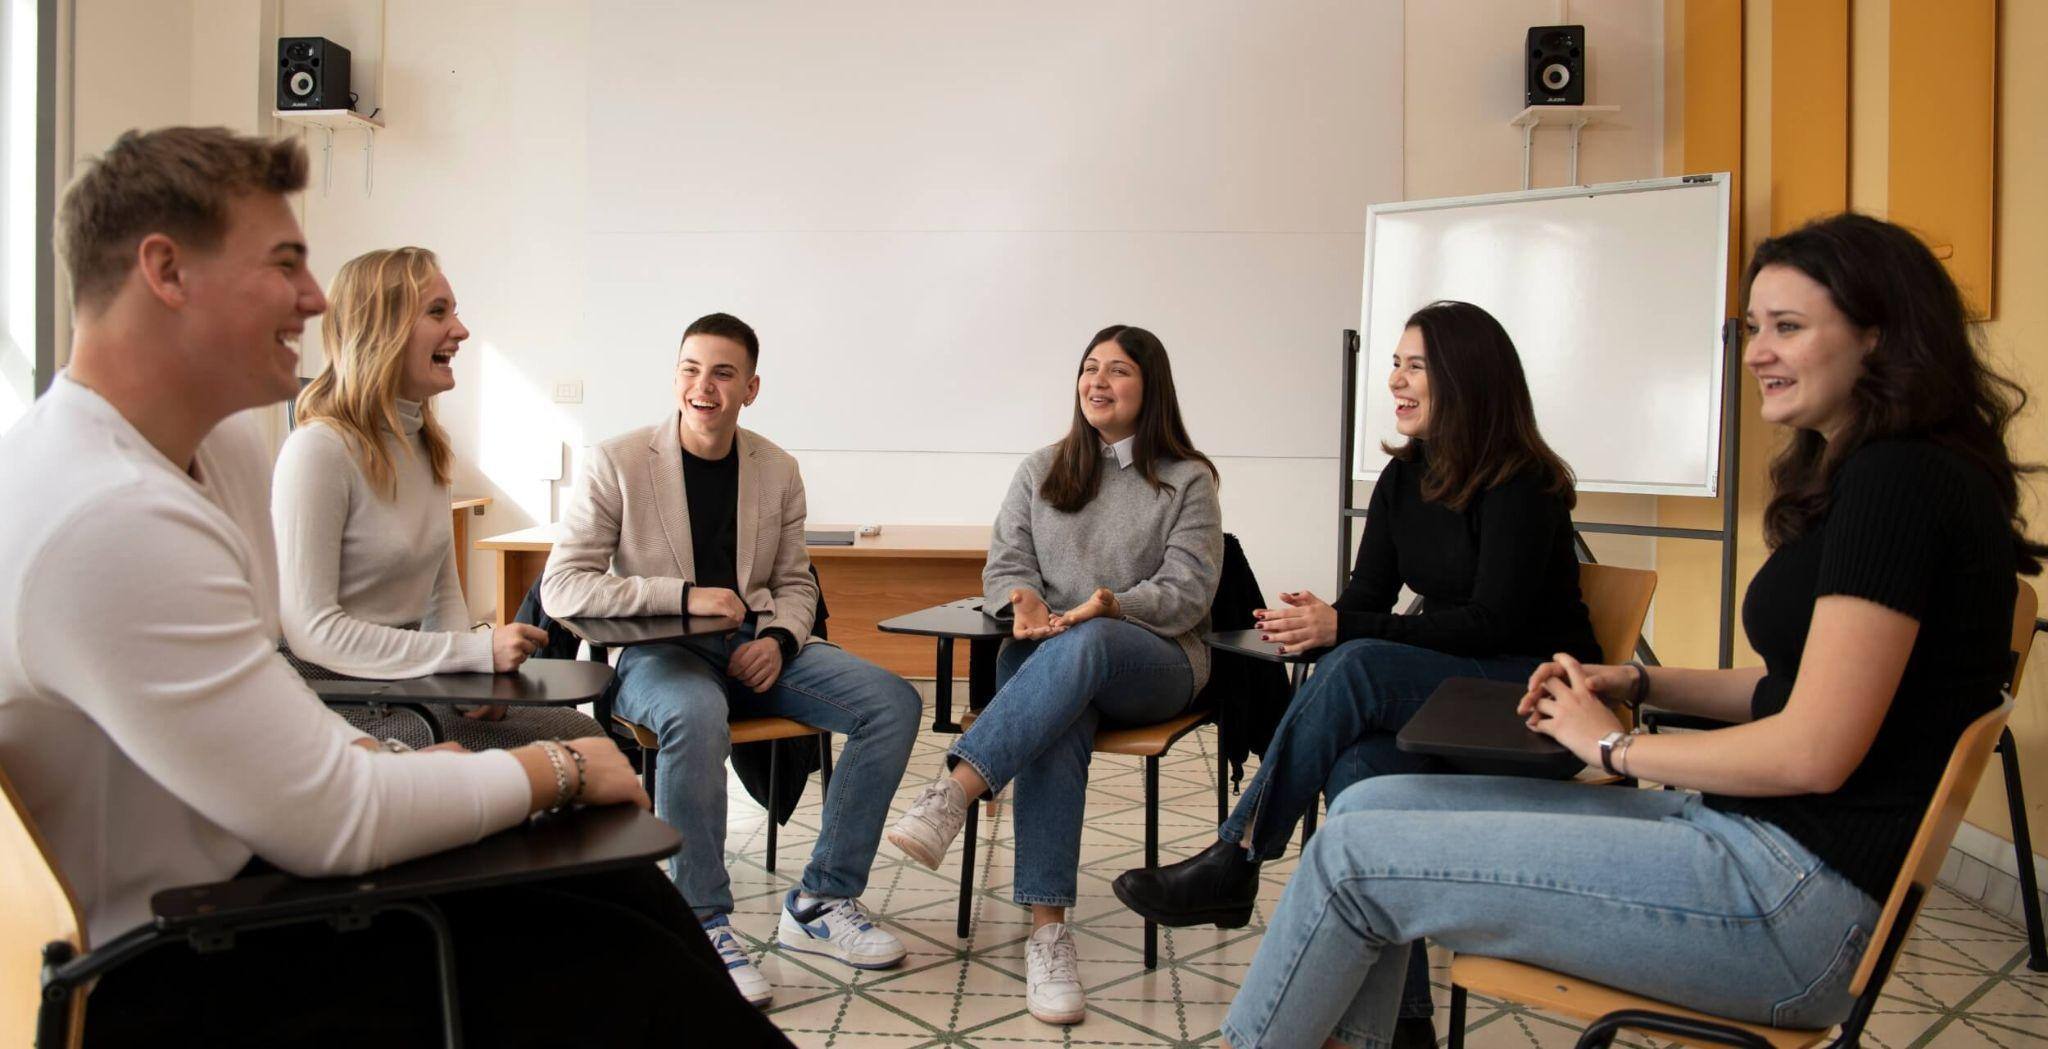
[1299,560,1657,841]
[597,563,836,874]
[1444,694,2016,1049]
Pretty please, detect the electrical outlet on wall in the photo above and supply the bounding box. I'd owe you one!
[552,380,584,404]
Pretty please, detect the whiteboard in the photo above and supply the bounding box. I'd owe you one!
[583,0,1404,459]
[1354,176,1732,496]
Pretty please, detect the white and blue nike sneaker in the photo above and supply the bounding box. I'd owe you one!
[776,889,907,970]
[701,915,773,1007]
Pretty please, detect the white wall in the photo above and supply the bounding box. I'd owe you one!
[61,0,1673,618]
[270,0,1402,610]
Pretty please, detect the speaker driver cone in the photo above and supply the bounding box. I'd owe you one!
[1541,63,1572,91]
[288,70,315,98]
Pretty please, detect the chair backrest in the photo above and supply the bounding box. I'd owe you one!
[1577,562,1658,666]
[1,762,85,1046]
[1847,697,2014,995]
[2008,579,2038,692]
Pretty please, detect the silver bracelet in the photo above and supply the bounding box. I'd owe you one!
[560,740,589,804]
[1613,731,1638,777]
[537,740,571,812]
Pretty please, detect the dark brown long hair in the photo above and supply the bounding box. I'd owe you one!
[1749,213,2045,572]
[1382,300,1575,511]
[1040,325,1217,513]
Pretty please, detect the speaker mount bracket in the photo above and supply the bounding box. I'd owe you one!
[1509,104,1620,189]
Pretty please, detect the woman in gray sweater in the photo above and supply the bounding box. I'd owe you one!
[888,325,1224,1026]
[274,247,601,749]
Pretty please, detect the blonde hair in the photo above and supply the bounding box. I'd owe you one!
[294,247,455,496]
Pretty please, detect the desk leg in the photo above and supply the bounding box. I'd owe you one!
[451,509,472,603]
[957,796,979,939]
[1290,662,1317,845]
[968,638,999,712]
[492,550,517,626]
[933,637,957,733]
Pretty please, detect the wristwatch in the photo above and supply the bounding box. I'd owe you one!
[1597,731,1627,775]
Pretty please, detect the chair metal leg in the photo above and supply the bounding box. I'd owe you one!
[1448,984,1467,1049]
[957,797,980,938]
[386,899,465,1049]
[1573,1009,1774,1049]
[765,740,780,873]
[1145,755,1160,970]
[1302,795,1317,844]
[819,732,834,795]
[1216,745,1228,825]
[640,746,657,809]
[1999,728,2048,971]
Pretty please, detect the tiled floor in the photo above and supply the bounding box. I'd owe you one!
[710,722,2048,1047]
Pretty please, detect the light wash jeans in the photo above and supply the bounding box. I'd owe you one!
[1222,775,1881,1049]
[1216,637,1540,1019]
[949,618,1195,907]
[612,624,920,920]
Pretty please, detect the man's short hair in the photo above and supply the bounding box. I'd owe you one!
[56,126,309,311]
[680,312,760,367]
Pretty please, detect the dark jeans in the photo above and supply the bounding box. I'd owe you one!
[1217,638,1542,1021]
[82,864,793,1048]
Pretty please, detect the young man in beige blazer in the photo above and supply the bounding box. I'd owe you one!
[541,313,920,1006]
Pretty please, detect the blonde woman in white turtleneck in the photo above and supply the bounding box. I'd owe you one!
[273,246,601,748]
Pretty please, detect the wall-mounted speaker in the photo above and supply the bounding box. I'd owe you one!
[1525,25,1586,106]
[277,37,352,111]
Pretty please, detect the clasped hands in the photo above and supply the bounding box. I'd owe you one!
[1010,587,1121,641]
[687,585,782,692]
[1518,653,1634,765]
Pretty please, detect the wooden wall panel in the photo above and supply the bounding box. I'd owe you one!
[1889,0,1998,317]
[1770,0,1850,231]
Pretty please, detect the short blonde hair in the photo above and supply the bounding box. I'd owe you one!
[56,126,307,311]
[295,247,455,496]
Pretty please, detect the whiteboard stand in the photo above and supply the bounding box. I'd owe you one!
[1335,321,1747,669]
[1510,105,1619,189]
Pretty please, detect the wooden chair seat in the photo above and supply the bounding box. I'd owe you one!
[954,708,1213,757]
[1450,955,1827,1049]
[610,713,825,748]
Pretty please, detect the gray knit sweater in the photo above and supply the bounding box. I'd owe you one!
[983,444,1224,690]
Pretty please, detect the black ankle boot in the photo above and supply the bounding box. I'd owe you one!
[1392,1015,1437,1049]
[1111,838,1259,929]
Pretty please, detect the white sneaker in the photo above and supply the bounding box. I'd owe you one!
[886,775,969,870]
[777,889,907,970]
[702,916,772,1008]
[1025,923,1086,1026]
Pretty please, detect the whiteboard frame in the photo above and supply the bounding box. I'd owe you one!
[1353,173,1734,497]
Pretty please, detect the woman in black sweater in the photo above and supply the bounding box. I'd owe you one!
[1116,300,1598,1047]
[1212,214,2041,1049]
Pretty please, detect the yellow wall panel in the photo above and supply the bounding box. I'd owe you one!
[1889,0,1997,317]
[1771,0,1850,231]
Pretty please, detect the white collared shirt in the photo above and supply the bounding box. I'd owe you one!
[1101,435,1135,469]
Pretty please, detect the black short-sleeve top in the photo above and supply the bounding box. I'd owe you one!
[1705,438,2014,901]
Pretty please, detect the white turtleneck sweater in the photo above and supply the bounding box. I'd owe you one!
[0,377,530,945]
[272,399,493,677]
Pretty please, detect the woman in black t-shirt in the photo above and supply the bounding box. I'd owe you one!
[1216,214,2043,1049]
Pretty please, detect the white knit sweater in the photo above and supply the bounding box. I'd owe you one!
[272,400,492,677]
[0,377,529,944]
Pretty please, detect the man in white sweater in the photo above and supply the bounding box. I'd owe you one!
[0,128,791,1046]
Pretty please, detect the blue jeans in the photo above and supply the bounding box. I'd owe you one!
[612,625,920,920]
[1216,638,1540,1019]
[949,619,1195,907]
[1222,775,1881,1049]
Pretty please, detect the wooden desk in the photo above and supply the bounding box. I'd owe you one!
[450,496,492,601]
[477,524,990,679]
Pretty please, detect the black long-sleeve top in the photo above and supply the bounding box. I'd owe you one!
[1338,451,1600,663]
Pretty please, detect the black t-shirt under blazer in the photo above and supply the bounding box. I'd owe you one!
[1709,438,2012,901]
[1339,449,1601,664]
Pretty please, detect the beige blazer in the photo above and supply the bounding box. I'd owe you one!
[540,417,819,646]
